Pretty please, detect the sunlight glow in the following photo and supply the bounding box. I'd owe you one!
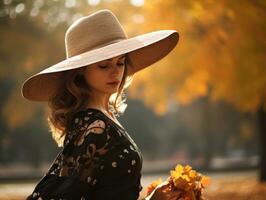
[65,0,77,8]
[30,8,39,17]
[34,0,44,9]
[132,14,144,24]
[72,13,83,23]
[15,3,25,14]
[87,0,101,6]
[4,0,12,5]
[130,0,144,7]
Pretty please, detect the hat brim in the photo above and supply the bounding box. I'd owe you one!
[22,30,179,101]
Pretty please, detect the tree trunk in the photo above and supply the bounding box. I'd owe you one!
[258,106,266,182]
[202,96,212,170]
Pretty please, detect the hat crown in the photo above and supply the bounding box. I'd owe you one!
[65,9,128,58]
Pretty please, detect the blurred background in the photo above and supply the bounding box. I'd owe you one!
[0,0,266,199]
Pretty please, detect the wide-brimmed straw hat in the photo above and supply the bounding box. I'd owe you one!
[22,9,179,101]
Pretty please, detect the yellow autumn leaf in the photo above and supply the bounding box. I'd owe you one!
[201,175,211,187]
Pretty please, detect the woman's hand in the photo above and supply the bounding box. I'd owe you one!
[145,179,181,200]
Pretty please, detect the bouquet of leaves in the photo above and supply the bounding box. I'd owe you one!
[146,164,210,200]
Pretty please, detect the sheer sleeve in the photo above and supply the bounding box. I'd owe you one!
[26,111,111,200]
[60,111,111,185]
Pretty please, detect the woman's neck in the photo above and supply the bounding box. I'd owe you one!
[87,91,111,112]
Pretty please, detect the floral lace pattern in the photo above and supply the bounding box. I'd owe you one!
[27,108,143,200]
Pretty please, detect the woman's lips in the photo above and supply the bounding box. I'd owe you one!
[107,81,120,86]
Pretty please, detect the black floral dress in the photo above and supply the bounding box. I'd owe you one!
[27,108,144,200]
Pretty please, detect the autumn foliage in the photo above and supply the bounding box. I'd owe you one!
[146,164,210,200]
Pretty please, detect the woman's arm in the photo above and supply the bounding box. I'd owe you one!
[26,112,110,199]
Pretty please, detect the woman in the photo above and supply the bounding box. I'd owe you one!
[22,9,179,200]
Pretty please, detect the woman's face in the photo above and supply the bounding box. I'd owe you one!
[83,54,126,95]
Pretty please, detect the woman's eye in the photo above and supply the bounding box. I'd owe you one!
[99,64,108,69]
[117,63,125,67]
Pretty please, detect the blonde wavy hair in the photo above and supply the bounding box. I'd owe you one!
[47,55,133,147]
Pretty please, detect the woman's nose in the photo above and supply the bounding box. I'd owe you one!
[111,63,121,74]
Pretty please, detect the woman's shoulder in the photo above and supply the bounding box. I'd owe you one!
[69,108,107,130]
[73,107,105,121]
[64,108,108,146]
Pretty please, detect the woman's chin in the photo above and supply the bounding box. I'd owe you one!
[105,88,119,95]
